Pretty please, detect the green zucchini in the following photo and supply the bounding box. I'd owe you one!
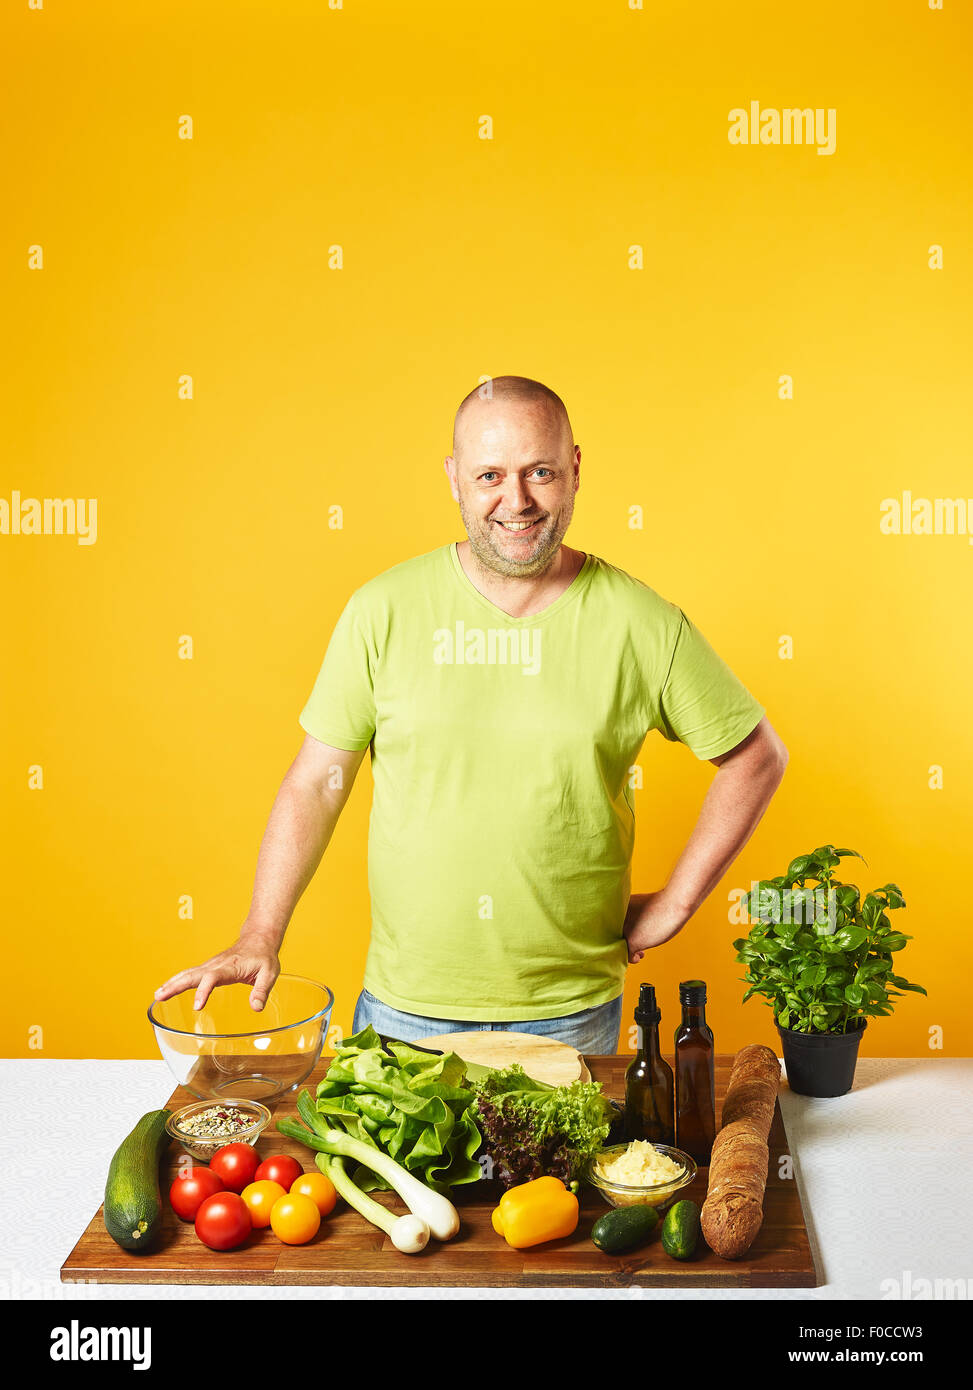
[661,1199,700,1260]
[591,1203,660,1254]
[103,1109,171,1253]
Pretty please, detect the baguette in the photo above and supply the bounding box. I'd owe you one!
[700,1044,780,1259]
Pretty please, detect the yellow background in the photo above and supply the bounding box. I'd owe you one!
[3,1,970,1061]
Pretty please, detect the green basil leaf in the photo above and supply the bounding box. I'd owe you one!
[839,926,867,951]
[879,883,907,910]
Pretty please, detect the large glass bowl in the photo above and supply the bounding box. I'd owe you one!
[148,974,333,1103]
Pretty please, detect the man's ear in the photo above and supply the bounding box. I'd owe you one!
[443,455,460,502]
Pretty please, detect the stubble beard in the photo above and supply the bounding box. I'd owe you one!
[457,494,572,579]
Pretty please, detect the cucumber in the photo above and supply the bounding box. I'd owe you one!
[103,1109,171,1253]
[591,1203,660,1254]
[661,1198,701,1260]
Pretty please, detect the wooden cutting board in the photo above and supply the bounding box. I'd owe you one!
[60,1054,817,1288]
[414,1030,592,1084]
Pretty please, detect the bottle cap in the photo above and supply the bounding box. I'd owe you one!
[679,979,707,1005]
[634,983,661,1024]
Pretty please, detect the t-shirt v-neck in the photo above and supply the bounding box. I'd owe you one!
[447,541,594,626]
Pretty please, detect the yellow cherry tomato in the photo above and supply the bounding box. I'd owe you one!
[240,1180,286,1229]
[270,1192,321,1245]
[290,1171,337,1217]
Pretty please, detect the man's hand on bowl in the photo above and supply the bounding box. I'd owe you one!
[154,928,281,1012]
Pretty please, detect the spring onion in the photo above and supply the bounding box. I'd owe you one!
[279,1095,461,1240]
[319,1154,430,1255]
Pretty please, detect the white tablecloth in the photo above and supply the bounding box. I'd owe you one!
[2,1057,969,1302]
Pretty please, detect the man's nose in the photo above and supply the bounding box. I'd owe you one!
[501,476,531,512]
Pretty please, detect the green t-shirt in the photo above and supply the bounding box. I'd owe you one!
[299,543,764,1021]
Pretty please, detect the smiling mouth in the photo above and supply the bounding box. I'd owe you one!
[493,518,544,533]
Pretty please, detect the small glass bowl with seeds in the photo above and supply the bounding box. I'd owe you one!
[166,1099,272,1161]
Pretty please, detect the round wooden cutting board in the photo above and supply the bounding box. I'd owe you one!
[414,1030,592,1085]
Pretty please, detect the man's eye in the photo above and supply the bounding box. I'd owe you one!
[532,468,552,478]
[479,472,499,482]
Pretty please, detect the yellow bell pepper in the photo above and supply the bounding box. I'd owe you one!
[491,1176,579,1249]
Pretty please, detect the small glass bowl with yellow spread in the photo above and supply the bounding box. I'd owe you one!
[587,1141,697,1213]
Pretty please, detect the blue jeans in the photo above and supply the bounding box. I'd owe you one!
[351,987,623,1054]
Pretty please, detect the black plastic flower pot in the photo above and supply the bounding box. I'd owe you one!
[776,1019,867,1097]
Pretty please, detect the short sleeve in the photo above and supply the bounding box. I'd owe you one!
[299,594,377,751]
[657,610,765,760]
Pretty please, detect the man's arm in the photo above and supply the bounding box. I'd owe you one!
[623,715,788,963]
[154,735,367,1010]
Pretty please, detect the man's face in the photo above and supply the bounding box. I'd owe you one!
[445,400,580,578]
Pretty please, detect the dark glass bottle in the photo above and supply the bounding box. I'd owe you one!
[674,979,716,1165]
[623,984,675,1145]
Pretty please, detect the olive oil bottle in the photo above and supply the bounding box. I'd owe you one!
[623,984,675,1145]
[674,979,716,1165]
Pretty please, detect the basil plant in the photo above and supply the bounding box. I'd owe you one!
[734,845,926,1034]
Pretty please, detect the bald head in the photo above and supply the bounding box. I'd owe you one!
[446,375,580,579]
[452,376,573,461]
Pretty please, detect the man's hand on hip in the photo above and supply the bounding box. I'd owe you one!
[153,926,281,1012]
[624,718,789,966]
[622,890,690,964]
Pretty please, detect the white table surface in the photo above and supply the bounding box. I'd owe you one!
[2,1057,969,1303]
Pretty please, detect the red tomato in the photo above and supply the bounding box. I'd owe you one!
[169,1167,225,1221]
[209,1142,260,1194]
[254,1154,303,1190]
[194,1191,252,1251]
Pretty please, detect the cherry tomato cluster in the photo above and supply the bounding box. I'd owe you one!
[169,1142,337,1252]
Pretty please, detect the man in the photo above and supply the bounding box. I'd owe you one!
[155,376,787,1052]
